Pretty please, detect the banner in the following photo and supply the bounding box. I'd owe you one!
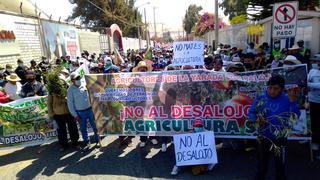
[41,20,81,60]
[173,131,218,166]
[172,41,204,66]
[85,65,310,139]
[0,96,57,149]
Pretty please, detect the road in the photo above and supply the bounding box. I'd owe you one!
[0,136,319,180]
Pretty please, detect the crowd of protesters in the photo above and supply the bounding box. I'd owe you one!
[0,39,320,179]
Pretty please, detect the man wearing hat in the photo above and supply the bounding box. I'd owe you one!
[20,70,47,98]
[15,59,27,85]
[67,72,100,149]
[4,73,22,101]
[307,54,320,160]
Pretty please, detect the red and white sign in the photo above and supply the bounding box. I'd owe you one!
[272,1,298,38]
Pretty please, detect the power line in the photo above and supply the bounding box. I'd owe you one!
[86,0,144,27]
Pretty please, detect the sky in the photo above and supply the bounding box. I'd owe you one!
[30,0,228,35]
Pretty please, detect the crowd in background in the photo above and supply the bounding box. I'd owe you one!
[1,39,320,177]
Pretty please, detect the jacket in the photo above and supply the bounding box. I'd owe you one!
[47,95,71,119]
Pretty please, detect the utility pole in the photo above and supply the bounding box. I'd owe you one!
[144,8,149,48]
[161,23,164,38]
[153,6,157,38]
[214,0,219,49]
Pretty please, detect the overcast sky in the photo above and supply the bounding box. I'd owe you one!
[30,0,228,34]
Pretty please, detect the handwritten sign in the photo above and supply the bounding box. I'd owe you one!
[172,41,204,66]
[173,131,218,166]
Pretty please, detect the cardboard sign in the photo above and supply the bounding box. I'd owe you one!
[272,1,298,38]
[172,41,204,66]
[173,131,218,166]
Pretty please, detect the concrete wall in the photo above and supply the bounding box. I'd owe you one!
[0,14,43,66]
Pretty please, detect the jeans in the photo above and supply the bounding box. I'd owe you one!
[77,108,99,144]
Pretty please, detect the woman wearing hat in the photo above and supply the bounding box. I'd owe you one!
[4,73,22,101]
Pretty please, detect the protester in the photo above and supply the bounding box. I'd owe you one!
[248,75,300,180]
[0,87,9,103]
[4,73,22,101]
[30,60,42,82]
[15,59,27,85]
[171,119,215,176]
[67,72,100,149]
[132,61,158,148]
[4,64,13,78]
[20,70,47,98]
[297,40,311,69]
[307,54,320,160]
[47,69,79,151]
[213,57,225,72]
[0,73,7,87]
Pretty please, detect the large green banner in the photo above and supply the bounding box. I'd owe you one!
[85,65,310,139]
[0,96,57,149]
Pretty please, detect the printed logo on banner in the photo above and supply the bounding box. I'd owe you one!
[272,1,298,38]
[172,41,204,66]
[173,131,218,166]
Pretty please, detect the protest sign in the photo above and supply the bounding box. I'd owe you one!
[173,131,218,166]
[0,96,57,149]
[172,41,204,66]
[85,64,310,140]
[66,63,90,85]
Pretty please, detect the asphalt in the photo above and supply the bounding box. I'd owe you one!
[0,136,319,180]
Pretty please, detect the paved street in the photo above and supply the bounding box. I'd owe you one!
[1,136,320,180]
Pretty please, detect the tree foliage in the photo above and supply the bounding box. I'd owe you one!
[183,4,202,34]
[68,0,143,37]
[221,0,320,21]
[219,0,249,20]
[230,14,248,25]
[195,13,227,36]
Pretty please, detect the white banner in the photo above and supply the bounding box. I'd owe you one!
[172,41,204,66]
[173,131,218,166]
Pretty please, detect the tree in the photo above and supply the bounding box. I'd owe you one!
[221,0,320,21]
[183,4,202,40]
[247,0,320,20]
[195,13,227,36]
[219,0,249,20]
[68,0,143,37]
[230,14,248,25]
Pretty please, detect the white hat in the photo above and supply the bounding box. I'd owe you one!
[284,55,301,65]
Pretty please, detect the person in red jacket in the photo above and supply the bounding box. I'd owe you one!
[0,87,9,103]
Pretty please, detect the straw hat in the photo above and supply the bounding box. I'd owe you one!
[133,61,153,72]
[6,74,21,82]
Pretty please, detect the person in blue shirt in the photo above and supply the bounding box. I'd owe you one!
[248,75,300,180]
[67,72,100,150]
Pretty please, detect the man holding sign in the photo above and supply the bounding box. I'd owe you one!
[171,119,217,175]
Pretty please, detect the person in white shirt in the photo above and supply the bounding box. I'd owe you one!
[4,73,22,101]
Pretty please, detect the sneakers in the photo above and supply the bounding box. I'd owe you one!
[140,142,146,148]
[171,165,180,176]
[161,143,167,152]
[151,139,158,145]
